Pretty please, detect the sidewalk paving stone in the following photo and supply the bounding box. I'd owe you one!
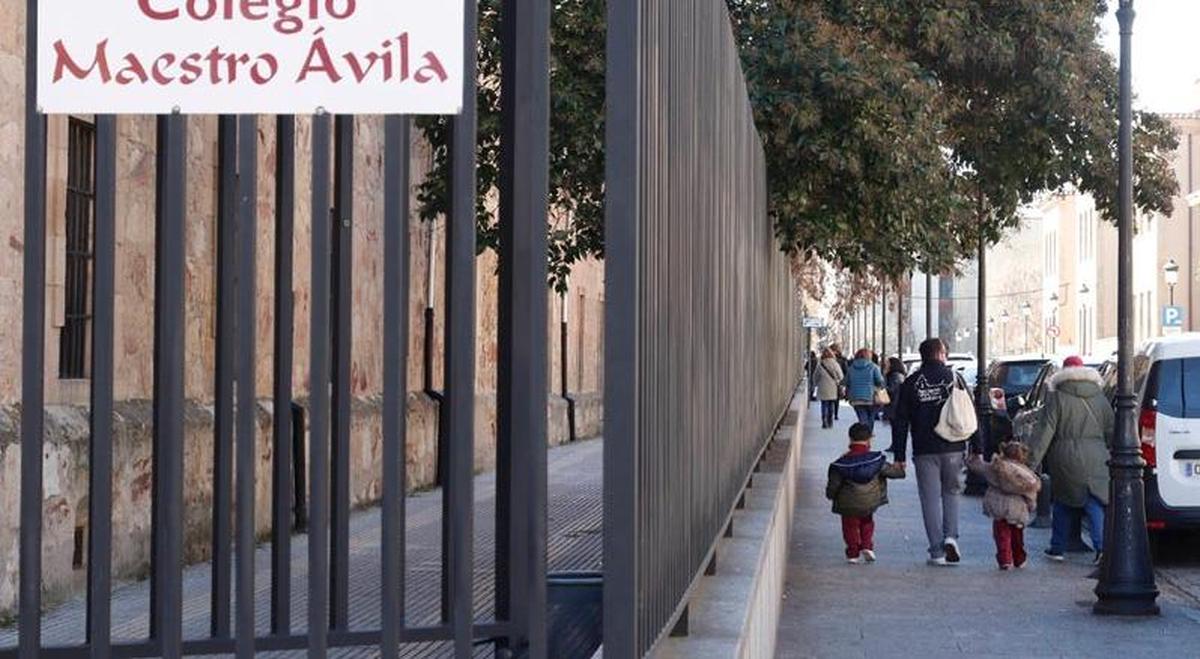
[775,402,1200,658]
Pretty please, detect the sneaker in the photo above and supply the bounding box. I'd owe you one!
[1044,548,1065,562]
[943,538,961,564]
[861,549,877,563]
[999,563,1013,571]
[926,556,953,567]
[847,556,862,565]
[1093,551,1104,567]
[1014,556,1028,569]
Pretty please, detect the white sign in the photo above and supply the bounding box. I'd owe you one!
[802,317,826,329]
[38,1,464,115]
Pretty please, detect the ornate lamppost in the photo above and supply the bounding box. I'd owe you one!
[1164,258,1179,306]
[1094,0,1159,616]
[1021,302,1033,354]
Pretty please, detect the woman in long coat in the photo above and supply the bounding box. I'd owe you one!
[815,348,844,429]
[1028,357,1114,564]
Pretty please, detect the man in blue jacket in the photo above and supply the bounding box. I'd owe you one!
[891,338,969,566]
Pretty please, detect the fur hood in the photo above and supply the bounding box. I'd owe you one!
[1047,366,1103,391]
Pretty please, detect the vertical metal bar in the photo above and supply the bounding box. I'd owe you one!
[497,0,551,654]
[329,115,353,632]
[86,114,117,657]
[445,1,479,654]
[211,114,237,639]
[234,114,259,659]
[19,0,47,654]
[880,285,887,357]
[925,272,933,339]
[604,0,641,653]
[154,112,188,658]
[380,114,411,659]
[307,112,332,658]
[271,115,296,636]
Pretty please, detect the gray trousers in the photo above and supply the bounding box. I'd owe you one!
[914,452,965,558]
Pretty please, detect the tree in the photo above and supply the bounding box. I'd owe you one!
[732,0,1178,325]
[416,0,605,293]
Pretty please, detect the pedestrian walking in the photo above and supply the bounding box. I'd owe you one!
[831,344,849,420]
[845,348,885,433]
[826,423,906,564]
[815,348,844,429]
[807,350,820,403]
[967,442,1041,570]
[1027,356,1113,566]
[882,357,907,424]
[891,338,970,566]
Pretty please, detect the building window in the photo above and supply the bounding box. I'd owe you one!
[59,118,96,380]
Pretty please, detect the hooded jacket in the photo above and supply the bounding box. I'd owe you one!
[967,454,1041,526]
[1028,367,1114,507]
[890,360,970,462]
[845,358,885,405]
[825,444,906,517]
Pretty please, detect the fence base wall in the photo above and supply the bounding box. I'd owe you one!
[652,389,805,659]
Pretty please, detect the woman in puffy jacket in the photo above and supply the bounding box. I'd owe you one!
[845,348,885,432]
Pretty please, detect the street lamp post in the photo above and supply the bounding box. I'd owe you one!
[1164,258,1179,306]
[1049,292,1060,355]
[1095,0,1159,617]
[1000,309,1010,356]
[1021,302,1032,354]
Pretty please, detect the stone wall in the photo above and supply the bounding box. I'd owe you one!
[0,392,600,616]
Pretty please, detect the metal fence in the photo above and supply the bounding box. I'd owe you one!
[604,0,802,655]
[11,0,553,657]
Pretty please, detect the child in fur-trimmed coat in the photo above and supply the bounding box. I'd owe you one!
[967,442,1042,570]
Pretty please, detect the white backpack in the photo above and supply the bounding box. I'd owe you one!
[935,375,978,442]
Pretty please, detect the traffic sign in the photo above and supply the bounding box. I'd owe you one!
[1163,306,1185,330]
[802,317,826,329]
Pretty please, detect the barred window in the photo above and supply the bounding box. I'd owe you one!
[59,118,96,379]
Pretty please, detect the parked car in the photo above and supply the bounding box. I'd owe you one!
[986,355,1051,413]
[1127,335,1200,531]
[1011,356,1107,450]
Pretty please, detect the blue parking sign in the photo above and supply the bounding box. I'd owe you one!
[1163,305,1185,328]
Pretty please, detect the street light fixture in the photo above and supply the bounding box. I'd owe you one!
[1021,301,1033,353]
[1000,310,1011,355]
[1049,292,1060,355]
[1164,258,1180,306]
[1095,0,1159,617]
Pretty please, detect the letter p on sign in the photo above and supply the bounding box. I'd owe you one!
[1163,305,1185,332]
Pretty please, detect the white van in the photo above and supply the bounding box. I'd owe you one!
[1131,334,1200,530]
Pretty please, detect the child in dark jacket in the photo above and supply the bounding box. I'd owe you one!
[967,441,1042,570]
[826,423,906,563]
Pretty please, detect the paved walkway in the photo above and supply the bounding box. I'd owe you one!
[1,438,602,657]
[775,403,1200,658]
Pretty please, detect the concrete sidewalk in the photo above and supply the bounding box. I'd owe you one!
[775,402,1200,658]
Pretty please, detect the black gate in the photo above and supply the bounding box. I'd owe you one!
[10,1,553,657]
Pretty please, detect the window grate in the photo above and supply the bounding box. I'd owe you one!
[59,117,96,379]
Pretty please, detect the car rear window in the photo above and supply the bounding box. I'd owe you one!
[995,363,1044,390]
[1148,358,1200,419]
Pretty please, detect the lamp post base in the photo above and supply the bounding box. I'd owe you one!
[1093,592,1160,617]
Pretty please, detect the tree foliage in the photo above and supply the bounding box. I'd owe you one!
[417,1,1178,302]
[416,0,605,293]
[730,0,1178,297]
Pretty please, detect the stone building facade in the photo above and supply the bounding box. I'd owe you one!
[0,5,605,615]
